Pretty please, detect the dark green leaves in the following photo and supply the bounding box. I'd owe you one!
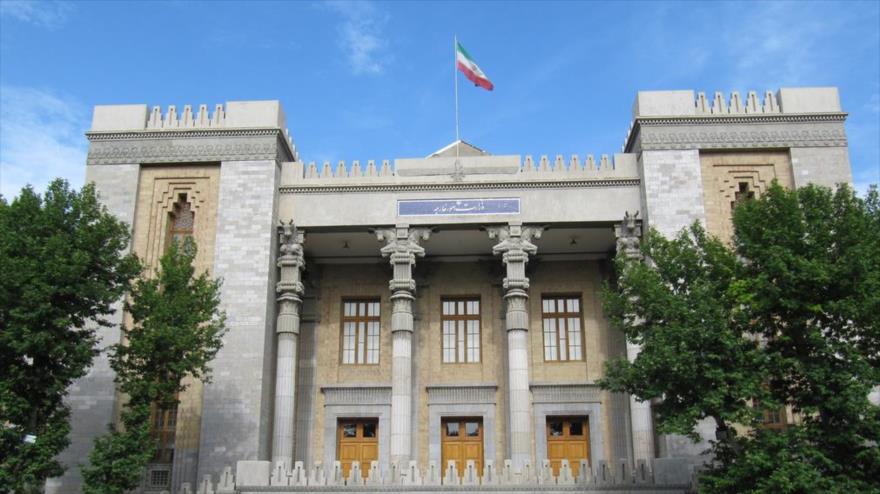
[602,182,879,492]
[0,180,140,492]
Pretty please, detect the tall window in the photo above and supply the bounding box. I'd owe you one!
[150,400,177,463]
[542,296,584,361]
[167,193,194,248]
[341,300,381,364]
[149,194,193,467]
[441,298,480,363]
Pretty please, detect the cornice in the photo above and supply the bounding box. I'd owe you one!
[280,178,640,194]
[637,112,846,126]
[85,127,285,141]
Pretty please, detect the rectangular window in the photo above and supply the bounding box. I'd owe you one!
[542,296,584,361]
[341,299,381,365]
[441,297,480,363]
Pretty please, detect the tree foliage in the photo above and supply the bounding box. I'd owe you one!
[0,180,140,492]
[600,182,879,493]
[82,238,226,494]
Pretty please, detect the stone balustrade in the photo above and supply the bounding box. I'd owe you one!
[166,458,694,493]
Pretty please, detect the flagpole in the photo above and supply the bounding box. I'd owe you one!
[454,35,460,151]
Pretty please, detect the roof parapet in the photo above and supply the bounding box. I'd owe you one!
[89,100,297,160]
[299,153,636,180]
[632,87,842,119]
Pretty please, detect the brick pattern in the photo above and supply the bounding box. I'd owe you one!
[699,151,794,241]
[197,160,279,480]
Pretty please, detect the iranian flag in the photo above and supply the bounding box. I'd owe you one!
[456,41,494,91]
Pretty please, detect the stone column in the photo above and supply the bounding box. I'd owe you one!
[614,212,655,464]
[487,222,543,468]
[376,225,431,465]
[272,221,305,470]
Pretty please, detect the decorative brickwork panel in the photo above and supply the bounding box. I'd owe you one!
[699,151,794,242]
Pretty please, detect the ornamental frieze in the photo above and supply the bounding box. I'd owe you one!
[637,122,847,151]
[86,134,293,165]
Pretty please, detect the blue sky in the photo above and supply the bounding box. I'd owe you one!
[1,0,878,199]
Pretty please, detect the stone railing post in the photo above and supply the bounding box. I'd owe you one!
[614,211,655,464]
[486,222,543,468]
[376,225,432,465]
[272,221,305,469]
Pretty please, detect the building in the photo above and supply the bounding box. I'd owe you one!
[48,87,852,493]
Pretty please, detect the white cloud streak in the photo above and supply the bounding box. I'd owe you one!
[0,86,88,199]
[324,0,389,75]
[0,1,72,29]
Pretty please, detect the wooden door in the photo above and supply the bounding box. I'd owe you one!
[546,416,590,477]
[337,419,378,478]
[441,418,483,476]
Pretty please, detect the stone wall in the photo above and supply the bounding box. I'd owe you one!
[197,160,280,480]
[639,150,707,236]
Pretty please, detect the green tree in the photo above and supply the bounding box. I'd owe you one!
[82,238,226,494]
[0,180,140,493]
[600,223,768,440]
[601,182,880,493]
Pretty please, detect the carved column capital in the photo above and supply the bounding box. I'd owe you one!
[614,211,643,261]
[376,225,431,293]
[276,221,305,332]
[486,223,543,291]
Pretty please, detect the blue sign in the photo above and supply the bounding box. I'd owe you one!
[398,198,520,216]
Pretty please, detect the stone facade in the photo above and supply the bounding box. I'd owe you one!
[49,87,853,494]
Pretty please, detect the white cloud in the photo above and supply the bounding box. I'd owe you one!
[0,1,72,29]
[324,0,389,75]
[0,86,88,199]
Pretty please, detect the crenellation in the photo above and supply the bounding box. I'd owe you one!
[763,90,779,113]
[380,159,393,176]
[745,91,759,113]
[293,153,638,182]
[729,91,743,114]
[539,155,551,172]
[554,155,565,173]
[710,92,727,114]
[695,92,710,114]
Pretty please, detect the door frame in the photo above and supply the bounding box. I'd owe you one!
[440,416,485,474]
[428,404,496,467]
[336,418,380,478]
[534,402,605,468]
[323,405,391,472]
